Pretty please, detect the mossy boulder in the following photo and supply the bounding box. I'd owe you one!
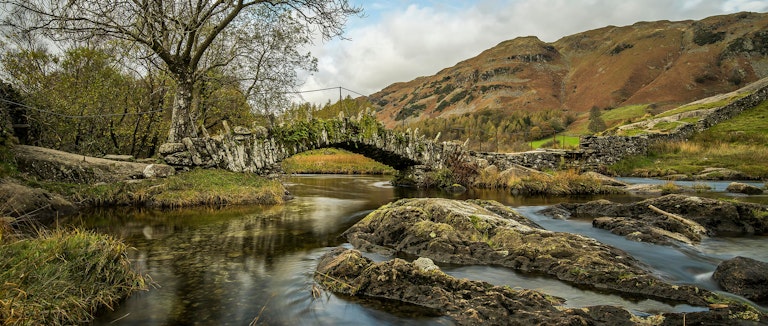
[343,198,716,306]
[314,248,638,325]
[726,182,764,195]
[545,194,768,241]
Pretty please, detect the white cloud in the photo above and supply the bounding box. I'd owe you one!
[298,0,768,105]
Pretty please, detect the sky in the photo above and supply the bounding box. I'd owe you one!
[295,0,768,105]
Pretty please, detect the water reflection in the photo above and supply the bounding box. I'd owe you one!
[67,175,768,325]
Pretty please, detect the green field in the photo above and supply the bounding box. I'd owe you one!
[281,148,395,174]
[609,99,768,178]
[530,135,581,149]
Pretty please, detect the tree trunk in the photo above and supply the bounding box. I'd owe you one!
[167,76,198,142]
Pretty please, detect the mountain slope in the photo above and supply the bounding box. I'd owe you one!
[370,12,768,129]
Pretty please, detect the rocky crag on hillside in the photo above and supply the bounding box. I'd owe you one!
[370,12,768,128]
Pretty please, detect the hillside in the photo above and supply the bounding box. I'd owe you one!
[369,12,768,132]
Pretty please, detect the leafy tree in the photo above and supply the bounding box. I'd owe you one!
[1,46,162,155]
[588,106,607,133]
[2,0,361,142]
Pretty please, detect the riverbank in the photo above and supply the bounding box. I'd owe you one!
[2,144,289,221]
[0,144,288,325]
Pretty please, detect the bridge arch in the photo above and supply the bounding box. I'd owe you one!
[327,141,419,170]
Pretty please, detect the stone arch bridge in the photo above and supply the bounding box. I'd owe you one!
[158,113,465,174]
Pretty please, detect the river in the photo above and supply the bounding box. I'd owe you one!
[74,174,767,325]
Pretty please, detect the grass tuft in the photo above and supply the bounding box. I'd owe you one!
[0,228,146,325]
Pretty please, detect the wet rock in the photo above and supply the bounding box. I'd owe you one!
[661,307,763,325]
[444,183,466,193]
[544,194,768,243]
[695,168,750,180]
[713,256,768,301]
[726,182,764,195]
[624,183,666,195]
[344,198,715,305]
[592,215,702,245]
[314,248,635,325]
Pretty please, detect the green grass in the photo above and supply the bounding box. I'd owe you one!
[657,92,750,118]
[0,229,146,325]
[609,99,768,178]
[602,104,651,122]
[651,121,683,133]
[281,148,395,174]
[36,169,287,208]
[530,135,580,149]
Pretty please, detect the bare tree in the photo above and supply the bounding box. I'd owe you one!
[2,0,361,142]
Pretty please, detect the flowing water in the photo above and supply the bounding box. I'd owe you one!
[71,175,767,325]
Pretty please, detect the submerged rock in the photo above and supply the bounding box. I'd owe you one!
[713,256,768,302]
[343,198,716,306]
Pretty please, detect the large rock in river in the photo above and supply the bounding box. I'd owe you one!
[713,256,768,302]
[315,248,638,325]
[343,198,715,306]
[543,194,768,245]
[726,182,764,195]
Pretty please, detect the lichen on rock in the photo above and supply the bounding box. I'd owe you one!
[342,198,716,306]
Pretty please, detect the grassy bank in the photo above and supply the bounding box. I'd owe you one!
[609,99,768,179]
[474,169,623,196]
[35,168,288,208]
[0,228,146,325]
[281,148,395,174]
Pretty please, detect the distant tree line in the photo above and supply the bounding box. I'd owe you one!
[396,108,577,152]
